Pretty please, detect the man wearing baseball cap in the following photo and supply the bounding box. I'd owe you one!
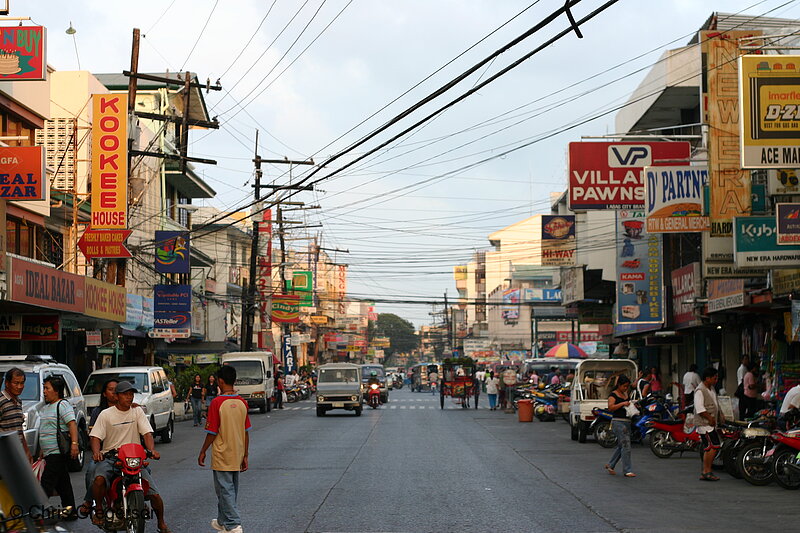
[89,381,172,532]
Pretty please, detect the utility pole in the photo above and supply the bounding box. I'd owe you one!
[444,291,452,355]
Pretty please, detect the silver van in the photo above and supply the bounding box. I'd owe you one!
[316,363,363,417]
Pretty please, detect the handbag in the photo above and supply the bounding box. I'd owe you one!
[55,400,83,470]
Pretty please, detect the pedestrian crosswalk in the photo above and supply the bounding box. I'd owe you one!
[276,396,491,413]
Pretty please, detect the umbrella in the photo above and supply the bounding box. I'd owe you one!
[544,342,588,359]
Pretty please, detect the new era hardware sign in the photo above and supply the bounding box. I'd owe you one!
[568,142,691,210]
[733,216,800,267]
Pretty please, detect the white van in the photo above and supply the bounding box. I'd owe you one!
[220,351,275,413]
[569,358,638,443]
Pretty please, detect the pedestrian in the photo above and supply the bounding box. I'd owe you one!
[635,370,651,398]
[187,374,205,427]
[428,369,438,395]
[682,364,701,407]
[486,372,499,410]
[80,378,119,515]
[648,367,662,394]
[566,369,575,383]
[530,371,540,387]
[205,374,219,412]
[0,367,33,463]
[274,372,284,409]
[781,383,800,415]
[38,376,79,518]
[604,375,636,478]
[550,369,562,386]
[695,367,724,481]
[737,355,750,386]
[545,366,557,385]
[742,363,760,419]
[198,365,250,533]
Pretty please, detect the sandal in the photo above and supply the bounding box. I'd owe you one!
[624,472,637,478]
[700,472,719,481]
[604,464,616,475]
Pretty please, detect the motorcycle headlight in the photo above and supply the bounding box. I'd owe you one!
[125,457,141,468]
[351,396,358,401]
[317,395,324,402]
[370,384,379,390]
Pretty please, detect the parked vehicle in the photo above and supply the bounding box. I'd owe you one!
[93,444,156,533]
[316,363,363,416]
[646,416,701,458]
[84,366,175,443]
[770,429,800,489]
[592,394,679,448]
[0,355,90,471]
[220,351,275,413]
[569,359,638,443]
[360,364,389,403]
[723,416,774,480]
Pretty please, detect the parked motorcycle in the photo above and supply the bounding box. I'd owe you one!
[769,430,800,489]
[647,415,701,458]
[96,443,156,533]
[592,395,678,448]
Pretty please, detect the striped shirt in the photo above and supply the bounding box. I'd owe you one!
[0,389,24,434]
[39,399,75,456]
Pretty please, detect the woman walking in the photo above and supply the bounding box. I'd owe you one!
[605,375,636,478]
[486,372,500,410]
[204,374,219,414]
[39,376,79,518]
[187,374,205,426]
[274,372,285,409]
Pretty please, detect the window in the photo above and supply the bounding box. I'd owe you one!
[150,371,164,393]
[63,372,82,398]
[6,217,35,258]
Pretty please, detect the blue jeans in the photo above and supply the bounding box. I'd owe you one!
[191,397,203,425]
[83,456,96,503]
[488,394,497,409]
[609,420,632,474]
[213,470,241,529]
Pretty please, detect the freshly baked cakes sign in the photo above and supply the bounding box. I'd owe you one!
[644,165,711,233]
[0,26,46,81]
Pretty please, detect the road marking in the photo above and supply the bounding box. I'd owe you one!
[400,406,406,409]
[410,406,416,409]
[390,406,397,409]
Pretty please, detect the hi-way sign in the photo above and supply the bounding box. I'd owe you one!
[568,142,691,210]
[77,229,132,259]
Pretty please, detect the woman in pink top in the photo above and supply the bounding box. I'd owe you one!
[648,368,662,394]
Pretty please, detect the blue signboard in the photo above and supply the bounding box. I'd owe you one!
[522,288,562,302]
[155,231,191,274]
[283,334,295,372]
[153,284,192,329]
[615,211,664,326]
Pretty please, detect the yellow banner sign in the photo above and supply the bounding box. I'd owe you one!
[84,277,127,322]
[91,94,128,229]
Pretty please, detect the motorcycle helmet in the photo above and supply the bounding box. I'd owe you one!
[538,382,546,390]
[535,405,546,416]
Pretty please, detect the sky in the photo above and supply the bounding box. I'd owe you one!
[19,0,800,328]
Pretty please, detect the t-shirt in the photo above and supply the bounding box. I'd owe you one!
[781,385,800,415]
[608,392,628,419]
[90,405,153,454]
[0,390,23,434]
[486,378,499,395]
[737,364,747,385]
[682,372,701,394]
[190,383,204,399]
[428,372,438,383]
[743,372,758,398]
[39,399,76,456]
[206,382,219,397]
[205,395,251,471]
[694,386,719,434]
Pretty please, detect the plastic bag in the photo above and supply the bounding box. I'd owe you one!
[624,403,639,418]
[31,458,45,482]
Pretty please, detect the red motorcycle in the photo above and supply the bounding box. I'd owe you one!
[97,443,155,533]
[367,379,381,409]
[769,430,800,489]
[646,418,701,458]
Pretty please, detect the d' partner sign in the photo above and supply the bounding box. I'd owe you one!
[644,166,710,232]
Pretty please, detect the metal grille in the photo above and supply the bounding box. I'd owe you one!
[35,118,75,190]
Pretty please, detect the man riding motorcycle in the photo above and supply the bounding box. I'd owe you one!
[89,380,171,532]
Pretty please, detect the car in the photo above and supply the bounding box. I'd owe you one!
[316,363,363,416]
[83,366,175,443]
[0,355,90,472]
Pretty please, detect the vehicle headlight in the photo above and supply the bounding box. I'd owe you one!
[317,395,324,402]
[351,396,358,401]
[252,391,264,397]
[125,457,141,468]
[370,384,379,390]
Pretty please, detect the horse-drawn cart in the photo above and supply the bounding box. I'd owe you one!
[440,359,480,409]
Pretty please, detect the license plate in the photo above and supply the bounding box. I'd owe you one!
[333,402,344,408]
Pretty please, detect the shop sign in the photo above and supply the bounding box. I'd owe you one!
[282,334,295,372]
[733,216,800,267]
[792,301,800,341]
[141,297,154,329]
[767,169,800,196]
[776,203,800,245]
[501,288,520,320]
[772,269,800,296]
[194,353,218,364]
[91,94,128,229]
[153,284,191,330]
[540,215,576,266]
[168,354,193,365]
[567,142,691,210]
[8,256,85,313]
[454,265,467,281]
[85,330,102,346]
[0,313,21,339]
[309,315,328,324]
[671,263,701,329]
[271,294,299,323]
[707,279,746,312]
[521,288,561,302]
[77,229,131,259]
[0,198,5,271]
[0,26,46,81]
[615,211,663,325]
[154,231,190,274]
[739,55,800,168]
[702,31,761,236]
[561,266,584,305]
[84,278,126,323]
[463,338,491,356]
[123,294,143,329]
[150,328,191,339]
[702,233,767,278]
[21,315,60,341]
[644,166,709,232]
[0,146,45,200]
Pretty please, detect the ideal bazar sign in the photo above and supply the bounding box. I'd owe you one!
[568,142,691,210]
[8,256,85,313]
[0,146,45,200]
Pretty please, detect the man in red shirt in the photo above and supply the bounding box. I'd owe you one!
[199,365,251,533]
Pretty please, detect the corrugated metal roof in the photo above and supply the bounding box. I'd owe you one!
[688,11,800,44]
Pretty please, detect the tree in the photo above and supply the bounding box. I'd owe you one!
[372,313,419,355]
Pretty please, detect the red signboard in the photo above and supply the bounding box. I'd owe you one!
[568,142,691,210]
[0,146,45,200]
[8,256,85,313]
[78,229,132,259]
[671,262,701,329]
[0,26,46,81]
[21,315,60,341]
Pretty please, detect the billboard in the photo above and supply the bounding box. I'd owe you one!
[0,146,45,200]
[561,266,584,305]
[8,256,85,313]
[91,94,128,229]
[776,203,800,245]
[154,231,190,273]
[707,279,745,312]
[739,55,800,168]
[567,142,691,210]
[615,211,663,325]
[501,288,520,320]
[644,166,709,232]
[84,278,126,323]
[272,294,300,323]
[733,216,800,267]
[670,263,701,329]
[153,284,192,331]
[0,26,46,81]
[541,215,576,266]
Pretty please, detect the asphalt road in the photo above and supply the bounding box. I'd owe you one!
[58,388,800,533]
